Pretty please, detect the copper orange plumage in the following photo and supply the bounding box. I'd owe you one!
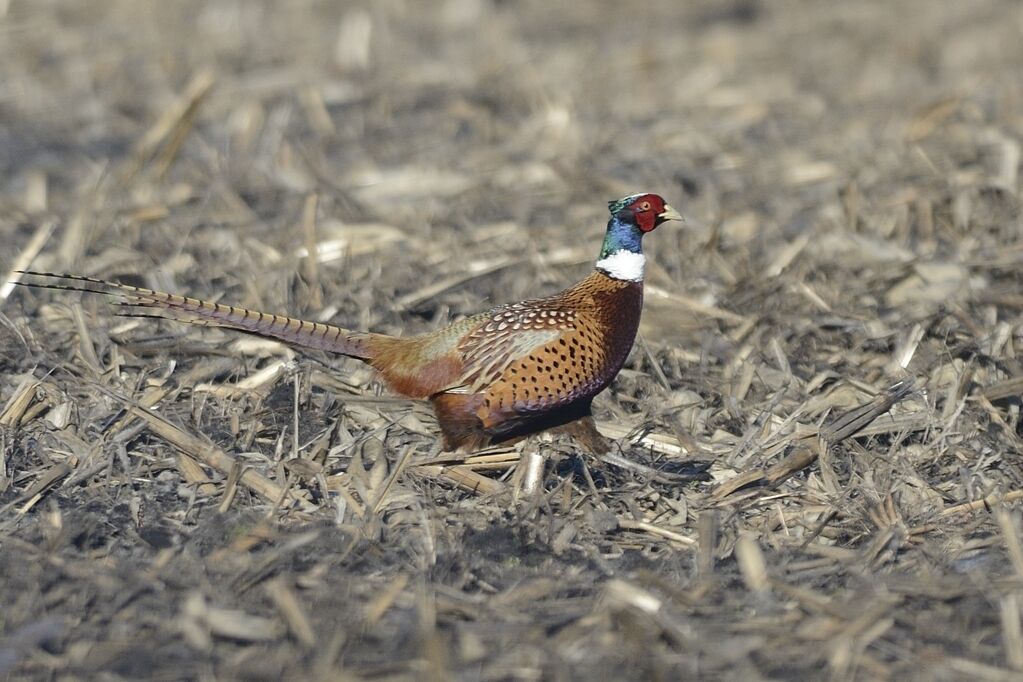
[18,193,683,452]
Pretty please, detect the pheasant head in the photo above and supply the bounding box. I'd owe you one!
[596,193,682,282]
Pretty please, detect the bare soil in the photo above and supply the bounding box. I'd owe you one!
[2,1,1023,680]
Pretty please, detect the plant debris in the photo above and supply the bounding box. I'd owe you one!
[2,1,1023,679]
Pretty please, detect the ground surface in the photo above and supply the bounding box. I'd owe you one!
[2,1,1023,680]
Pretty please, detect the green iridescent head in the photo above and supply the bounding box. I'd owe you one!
[600,193,682,258]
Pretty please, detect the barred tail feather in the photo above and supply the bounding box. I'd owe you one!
[15,271,385,360]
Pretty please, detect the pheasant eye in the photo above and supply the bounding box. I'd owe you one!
[638,201,651,211]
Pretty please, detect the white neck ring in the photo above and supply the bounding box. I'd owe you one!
[595,249,645,282]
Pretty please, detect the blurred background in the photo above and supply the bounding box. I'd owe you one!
[2,1,1023,679]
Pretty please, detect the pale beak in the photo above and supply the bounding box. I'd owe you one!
[658,204,684,223]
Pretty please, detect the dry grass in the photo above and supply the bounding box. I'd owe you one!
[2,0,1023,679]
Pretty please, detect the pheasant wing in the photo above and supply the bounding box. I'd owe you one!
[452,301,579,393]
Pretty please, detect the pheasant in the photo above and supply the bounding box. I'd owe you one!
[18,193,682,453]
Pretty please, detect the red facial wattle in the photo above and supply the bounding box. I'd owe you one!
[635,210,658,232]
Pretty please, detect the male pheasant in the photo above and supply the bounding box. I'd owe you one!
[18,193,682,452]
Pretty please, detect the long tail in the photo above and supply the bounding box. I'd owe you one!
[15,271,389,360]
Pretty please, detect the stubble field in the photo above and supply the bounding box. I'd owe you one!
[2,1,1023,679]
